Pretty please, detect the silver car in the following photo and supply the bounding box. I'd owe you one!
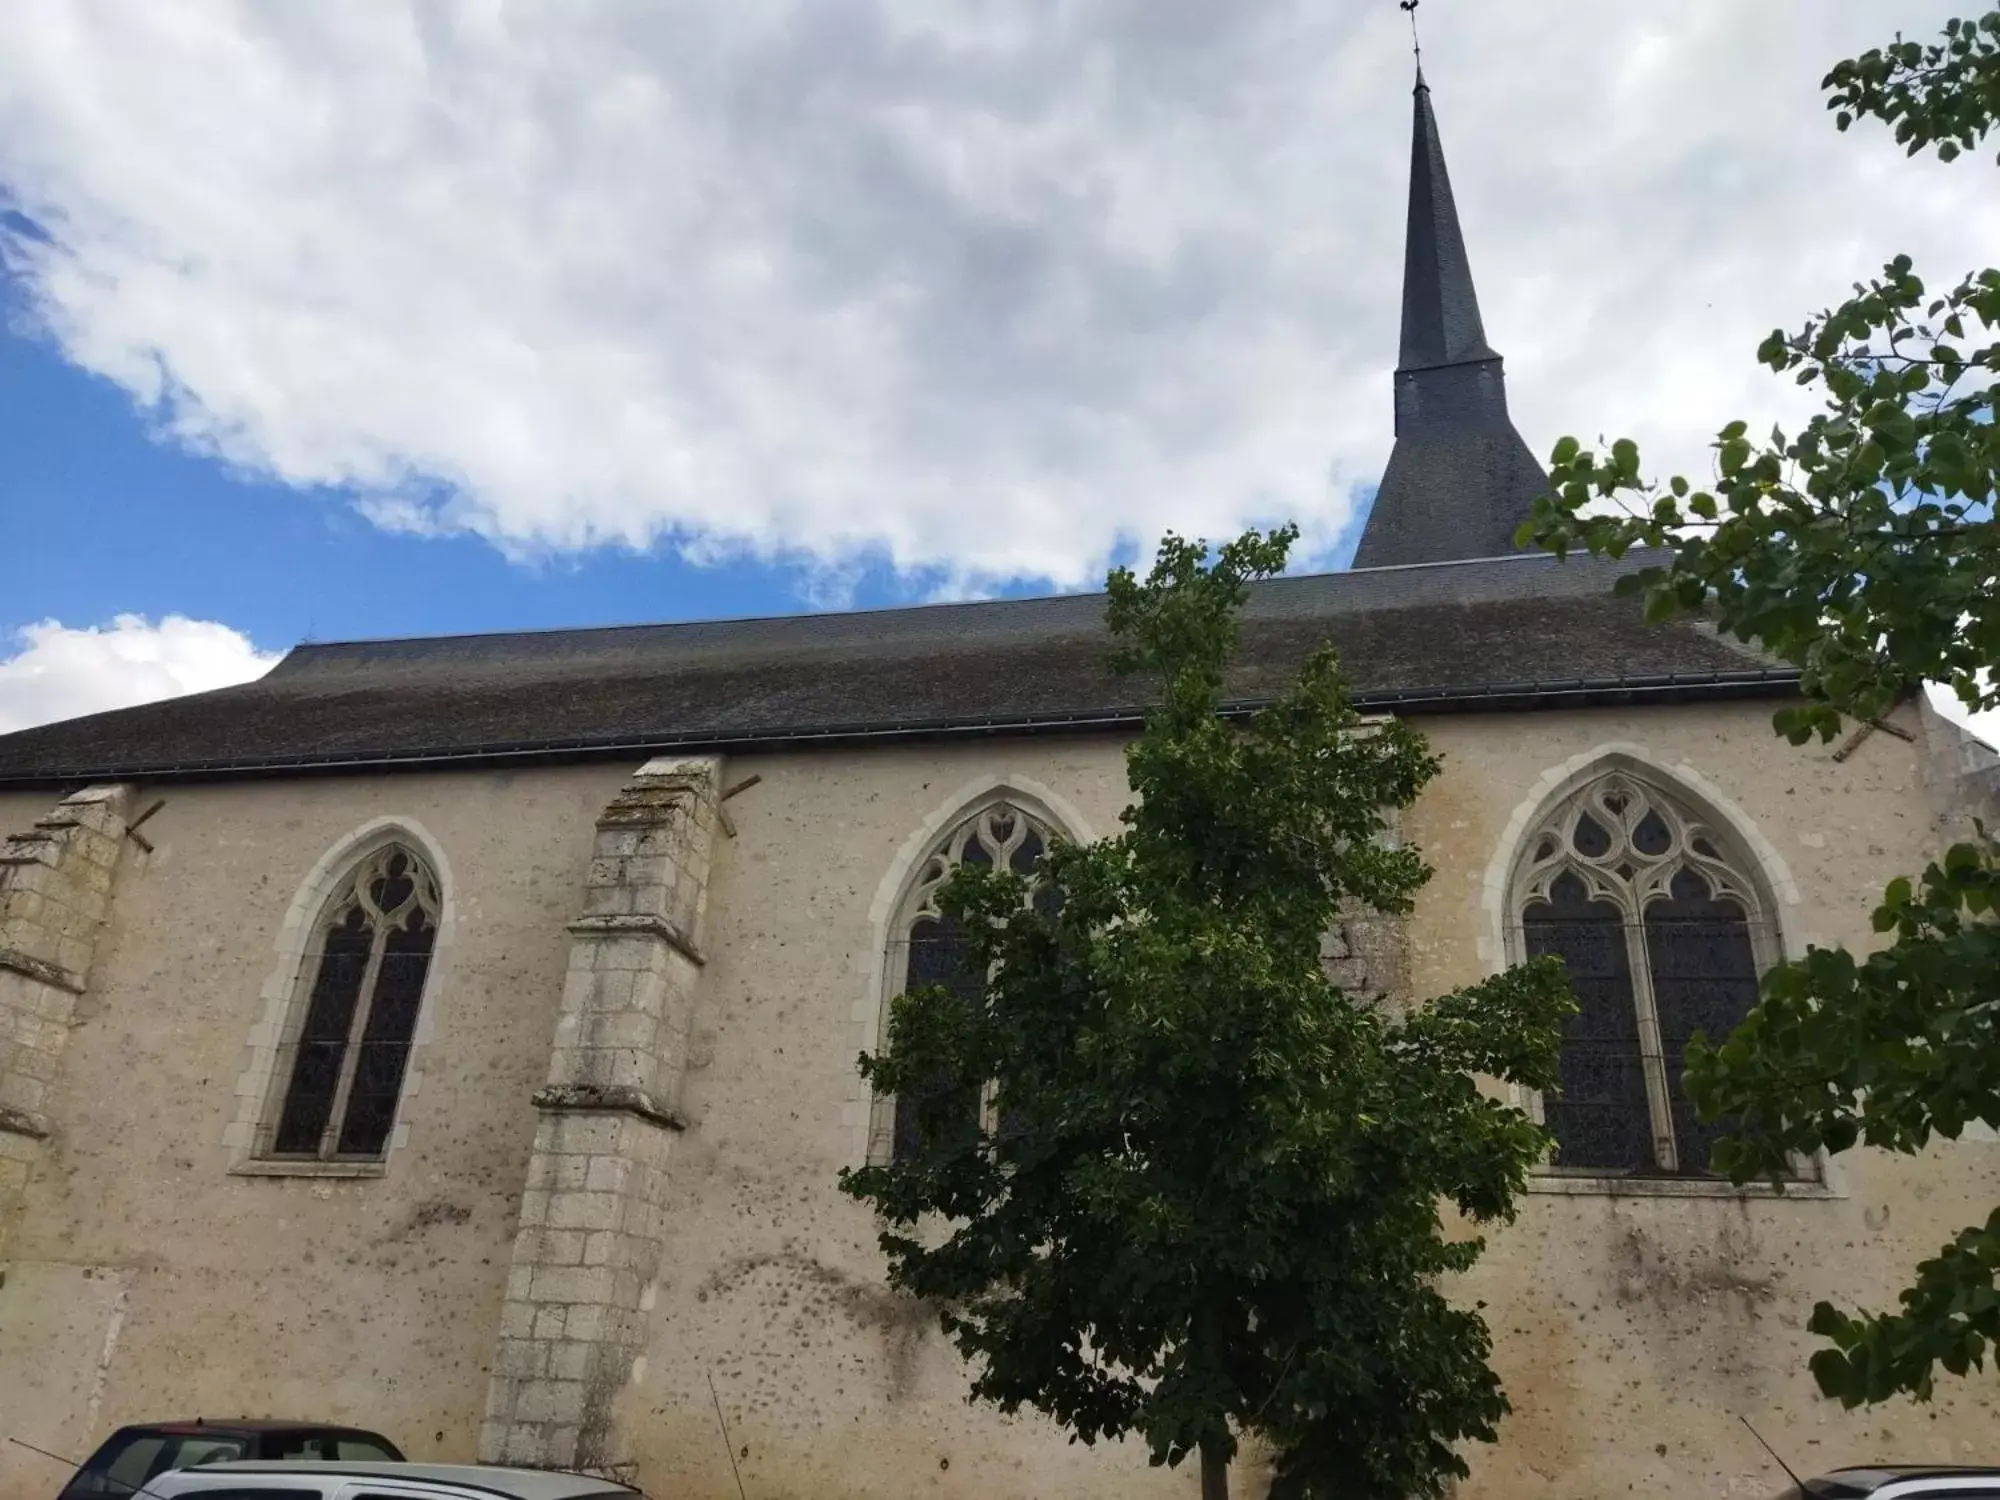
[142,1463,641,1500]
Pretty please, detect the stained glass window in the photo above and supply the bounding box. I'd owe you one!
[1644,867,1760,1178]
[888,803,1052,1164]
[268,843,440,1161]
[1523,873,1653,1172]
[1512,773,1778,1178]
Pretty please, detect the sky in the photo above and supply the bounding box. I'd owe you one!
[1,2,1996,738]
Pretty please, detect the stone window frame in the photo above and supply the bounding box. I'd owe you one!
[225,817,457,1179]
[853,776,1094,1168]
[1483,744,1842,1200]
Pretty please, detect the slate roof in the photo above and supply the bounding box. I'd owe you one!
[0,551,1795,788]
[1394,66,1496,375]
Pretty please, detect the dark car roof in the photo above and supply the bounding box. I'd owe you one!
[119,1423,387,1437]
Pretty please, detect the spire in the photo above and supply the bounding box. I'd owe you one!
[1398,68,1497,373]
[1351,64,1548,570]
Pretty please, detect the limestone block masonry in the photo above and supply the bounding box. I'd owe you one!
[1318,805,1413,1018]
[481,757,723,1475]
[0,785,132,1259]
[1319,907,1411,1017]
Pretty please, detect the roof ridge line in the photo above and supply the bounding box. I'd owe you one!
[275,556,1591,658]
[275,584,1113,657]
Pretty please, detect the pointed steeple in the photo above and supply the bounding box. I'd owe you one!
[1398,67,1497,372]
[1352,68,1547,570]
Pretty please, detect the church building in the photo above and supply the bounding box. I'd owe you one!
[2,72,1998,1500]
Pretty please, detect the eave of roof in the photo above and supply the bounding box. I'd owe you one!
[0,667,1800,791]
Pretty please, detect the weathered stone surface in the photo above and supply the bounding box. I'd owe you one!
[0,784,132,1259]
[482,757,721,1472]
[0,1102,48,1140]
[1320,902,1411,1017]
[531,1082,686,1132]
[0,948,82,995]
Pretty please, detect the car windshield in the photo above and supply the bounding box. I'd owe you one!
[62,1433,250,1498]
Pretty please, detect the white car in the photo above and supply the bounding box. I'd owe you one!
[143,1463,642,1500]
[1777,1470,2000,1500]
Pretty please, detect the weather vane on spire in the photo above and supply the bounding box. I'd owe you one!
[1400,0,1421,68]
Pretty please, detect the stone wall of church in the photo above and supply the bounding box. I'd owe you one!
[1,693,1997,1500]
[0,765,632,1500]
[609,700,2000,1499]
[1405,698,2000,1498]
[599,736,1179,1496]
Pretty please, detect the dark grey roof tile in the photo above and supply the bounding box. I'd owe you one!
[0,552,1791,786]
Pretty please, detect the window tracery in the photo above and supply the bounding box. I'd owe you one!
[265,843,440,1161]
[1511,771,1778,1178]
[888,802,1052,1163]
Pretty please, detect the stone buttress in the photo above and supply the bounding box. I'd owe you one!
[480,757,723,1474]
[0,785,134,1260]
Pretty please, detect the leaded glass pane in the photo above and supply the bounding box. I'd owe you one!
[335,907,436,1157]
[1643,868,1760,1176]
[891,913,986,1163]
[270,842,440,1162]
[369,851,416,918]
[1513,770,1778,1182]
[1524,873,1653,1173]
[274,905,374,1155]
[886,801,1056,1163]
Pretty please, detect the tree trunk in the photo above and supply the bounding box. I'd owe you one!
[1200,1441,1229,1500]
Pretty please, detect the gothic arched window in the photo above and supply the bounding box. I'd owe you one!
[265,843,440,1162]
[884,801,1053,1164]
[1511,771,1779,1178]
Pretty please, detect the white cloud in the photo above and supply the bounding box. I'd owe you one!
[1929,685,2000,755]
[0,616,279,735]
[0,2,1994,590]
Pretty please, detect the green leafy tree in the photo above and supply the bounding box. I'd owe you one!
[840,528,1574,1499]
[1523,12,2000,1408]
